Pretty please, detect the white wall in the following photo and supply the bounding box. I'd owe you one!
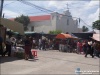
[28,20,56,33]
[27,10,79,34]
[56,10,78,34]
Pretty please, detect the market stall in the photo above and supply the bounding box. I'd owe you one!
[0,18,24,35]
[0,18,24,58]
[55,33,73,39]
[55,33,77,52]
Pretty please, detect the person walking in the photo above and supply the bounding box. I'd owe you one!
[85,41,94,58]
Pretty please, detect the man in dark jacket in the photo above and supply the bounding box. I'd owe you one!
[85,41,94,58]
[0,36,3,56]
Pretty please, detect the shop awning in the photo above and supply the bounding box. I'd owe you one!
[0,18,24,35]
[92,34,100,42]
[55,33,73,39]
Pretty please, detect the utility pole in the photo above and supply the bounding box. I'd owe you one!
[0,0,4,18]
[3,13,5,18]
[99,0,100,75]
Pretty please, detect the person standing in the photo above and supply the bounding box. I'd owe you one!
[95,42,100,58]
[10,36,16,48]
[0,35,3,56]
[82,41,87,54]
[32,38,36,49]
[28,37,33,59]
[3,36,12,57]
[77,41,81,54]
[38,38,42,50]
[42,39,46,50]
[24,36,32,60]
[79,42,82,54]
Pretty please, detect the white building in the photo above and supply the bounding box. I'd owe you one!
[28,10,80,34]
[10,10,80,34]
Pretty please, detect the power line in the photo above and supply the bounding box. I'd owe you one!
[18,0,53,14]
[3,1,16,8]
[6,0,92,30]
[80,18,93,29]
[27,12,48,14]
[18,0,80,19]
[20,1,50,14]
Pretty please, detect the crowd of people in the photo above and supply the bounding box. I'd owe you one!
[0,35,54,60]
[76,40,100,58]
[0,34,100,60]
[57,39,100,58]
[0,35,16,57]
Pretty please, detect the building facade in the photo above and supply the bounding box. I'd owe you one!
[24,10,80,34]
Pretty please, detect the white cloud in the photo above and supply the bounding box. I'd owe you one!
[88,0,99,7]
[70,1,99,29]
[82,0,99,11]
[48,1,72,10]
[87,8,99,25]
[2,9,20,18]
[3,0,99,30]
[30,0,99,30]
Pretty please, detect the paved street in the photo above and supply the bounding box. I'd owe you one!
[0,50,99,74]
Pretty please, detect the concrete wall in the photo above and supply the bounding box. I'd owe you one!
[28,19,56,33]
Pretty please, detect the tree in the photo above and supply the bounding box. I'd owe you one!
[49,30,62,34]
[82,26,89,32]
[92,20,100,30]
[14,14,30,31]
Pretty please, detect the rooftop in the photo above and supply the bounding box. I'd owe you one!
[9,15,51,22]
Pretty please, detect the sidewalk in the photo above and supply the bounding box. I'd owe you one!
[0,50,99,74]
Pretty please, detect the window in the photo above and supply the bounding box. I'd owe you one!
[67,19,69,25]
[52,16,54,19]
[31,26,34,31]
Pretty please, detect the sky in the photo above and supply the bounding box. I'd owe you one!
[2,0,99,30]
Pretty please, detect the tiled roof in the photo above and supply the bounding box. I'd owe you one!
[9,15,51,22]
[9,18,14,21]
[29,15,51,21]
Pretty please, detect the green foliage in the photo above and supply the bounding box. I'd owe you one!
[49,30,62,34]
[92,20,100,30]
[82,26,89,32]
[14,14,30,31]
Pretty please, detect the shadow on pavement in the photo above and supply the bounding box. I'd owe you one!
[0,56,39,63]
[28,58,39,62]
[0,56,23,63]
